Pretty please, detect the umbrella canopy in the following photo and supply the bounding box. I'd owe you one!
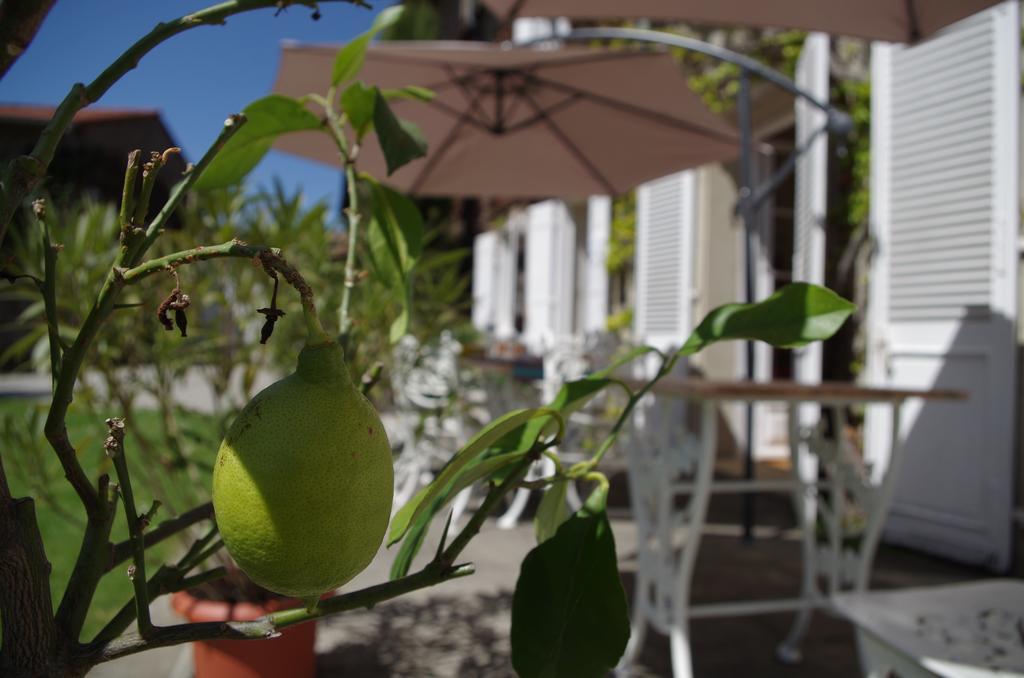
[272,41,738,198]
[480,0,1002,43]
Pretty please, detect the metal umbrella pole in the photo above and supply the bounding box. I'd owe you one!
[736,68,758,542]
[523,26,853,539]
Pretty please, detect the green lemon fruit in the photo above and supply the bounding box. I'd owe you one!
[212,340,393,599]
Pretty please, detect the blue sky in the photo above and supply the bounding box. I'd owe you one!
[0,1,396,218]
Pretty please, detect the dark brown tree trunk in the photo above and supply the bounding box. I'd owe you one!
[0,455,65,677]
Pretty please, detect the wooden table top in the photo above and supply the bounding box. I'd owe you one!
[624,377,967,404]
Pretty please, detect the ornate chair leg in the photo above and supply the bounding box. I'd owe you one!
[615,574,651,677]
[777,402,820,664]
[668,620,695,678]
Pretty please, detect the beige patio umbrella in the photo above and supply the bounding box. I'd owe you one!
[480,0,1003,43]
[272,41,738,198]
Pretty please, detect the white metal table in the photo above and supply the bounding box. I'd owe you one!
[617,378,965,678]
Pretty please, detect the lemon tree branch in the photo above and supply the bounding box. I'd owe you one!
[44,117,245,519]
[0,0,365,247]
[107,502,214,572]
[87,457,536,666]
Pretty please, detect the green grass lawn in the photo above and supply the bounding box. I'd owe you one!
[0,396,219,641]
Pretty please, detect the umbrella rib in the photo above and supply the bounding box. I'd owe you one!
[504,91,584,134]
[529,73,738,145]
[520,90,616,195]
[408,106,474,195]
[426,89,500,135]
[445,65,497,130]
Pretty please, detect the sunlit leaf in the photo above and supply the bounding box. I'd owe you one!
[194,95,321,191]
[341,81,377,138]
[679,282,855,356]
[388,450,534,580]
[388,408,559,546]
[331,5,405,86]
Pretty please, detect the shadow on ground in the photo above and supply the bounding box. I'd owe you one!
[313,478,986,677]
[317,592,515,677]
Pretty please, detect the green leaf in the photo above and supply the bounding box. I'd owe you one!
[679,282,855,356]
[368,180,424,272]
[389,450,530,580]
[388,408,560,546]
[388,303,409,344]
[363,178,425,343]
[332,35,370,86]
[340,81,377,138]
[381,85,436,102]
[372,90,428,175]
[534,480,569,544]
[331,5,405,86]
[195,95,321,190]
[332,34,373,86]
[538,377,611,437]
[512,505,630,677]
[389,487,436,579]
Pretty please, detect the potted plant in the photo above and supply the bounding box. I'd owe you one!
[171,573,316,678]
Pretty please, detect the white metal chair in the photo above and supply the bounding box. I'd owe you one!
[616,394,918,678]
[833,579,1024,677]
[389,332,474,522]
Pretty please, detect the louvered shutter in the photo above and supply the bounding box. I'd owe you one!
[634,171,697,351]
[864,2,1019,569]
[582,195,611,334]
[492,215,520,340]
[523,200,577,353]
[471,231,498,333]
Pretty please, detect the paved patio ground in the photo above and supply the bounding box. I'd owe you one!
[93,463,990,678]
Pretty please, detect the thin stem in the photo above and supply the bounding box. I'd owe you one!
[588,350,679,468]
[0,0,363,247]
[43,117,245,518]
[359,361,384,396]
[105,418,154,637]
[118,150,141,229]
[35,200,61,388]
[339,155,361,340]
[108,502,213,572]
[441,458,533,566]
[88,458,535,665]
[92,526,224,646]
[130,118,244,263]
[120,239,331,345]
[55,474,117,642]
[91,563,474,664]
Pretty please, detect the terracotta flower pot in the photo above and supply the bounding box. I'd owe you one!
[171,590,316,678]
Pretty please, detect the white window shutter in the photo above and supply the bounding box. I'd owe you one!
[492,214,521,340]
[634,171,697,352]
[523,200,577,353]
[471,231,497,333]
[582,195,611,334]
[865,2,1019,570]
